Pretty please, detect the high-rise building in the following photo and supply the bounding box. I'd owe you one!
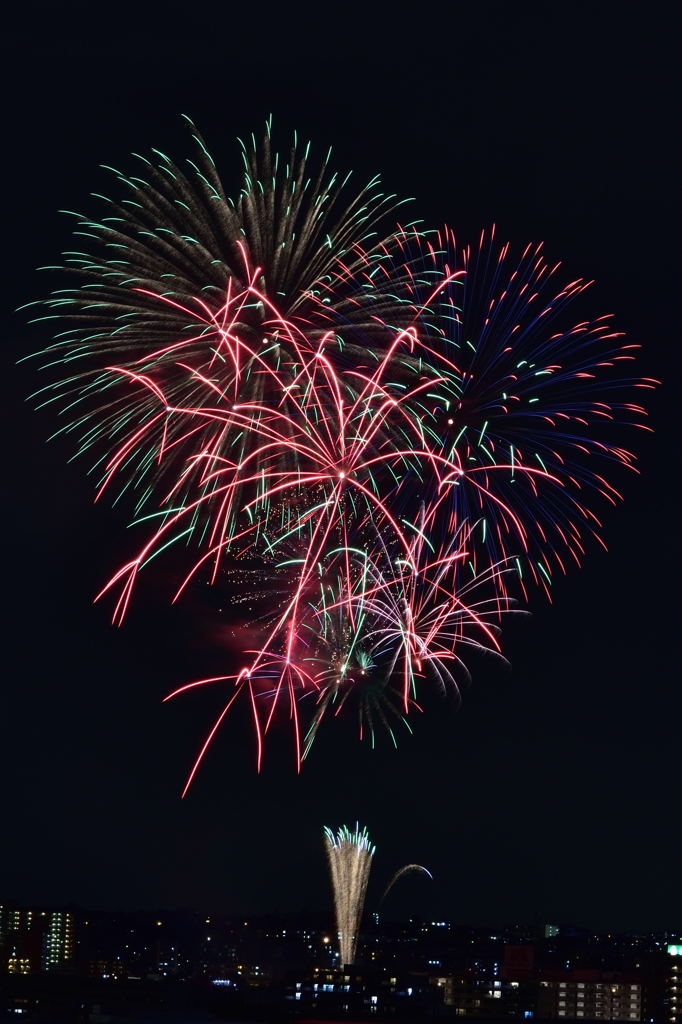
[0,904,75,973]
[537,973,643,1021]
[666,945,681,1024]
[43,910,75,971]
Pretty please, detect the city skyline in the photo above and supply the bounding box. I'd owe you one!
[1,899,680,1021]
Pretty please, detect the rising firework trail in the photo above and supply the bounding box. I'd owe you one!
[324,824,375,966]
[380,863,433,904]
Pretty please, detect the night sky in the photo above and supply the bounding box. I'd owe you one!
[2,4,679,933]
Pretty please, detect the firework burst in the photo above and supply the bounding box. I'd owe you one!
[24,120,654,783]
[338,224,656,599]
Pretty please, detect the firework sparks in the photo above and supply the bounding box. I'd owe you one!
[323,825,432,964]
[324,824,375,966]
[23,118,409,538]
[341,224,656,600]
[24,120,655,783]
[380,863,434,904]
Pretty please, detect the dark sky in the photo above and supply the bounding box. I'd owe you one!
[2,3,679,933]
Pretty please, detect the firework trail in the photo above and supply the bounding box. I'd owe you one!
[324,824,376,965]
[380,864,434,904]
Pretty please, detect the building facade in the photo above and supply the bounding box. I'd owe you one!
[537,973,643,1021]
[666,945,681,1024]
[0,905,75,973]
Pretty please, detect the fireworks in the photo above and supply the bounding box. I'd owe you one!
[324,824,375,965]
[25,120,654,783]
[337,224,655,599]
[381,864,434,905]
[324,825,432,964]
[25,118,408,540]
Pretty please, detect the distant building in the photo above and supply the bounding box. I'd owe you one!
[0,904,75,973]
[428,974,506,1015]
[666,945,681,1024]
[537,972,643,1021]
[89,958,126,980]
